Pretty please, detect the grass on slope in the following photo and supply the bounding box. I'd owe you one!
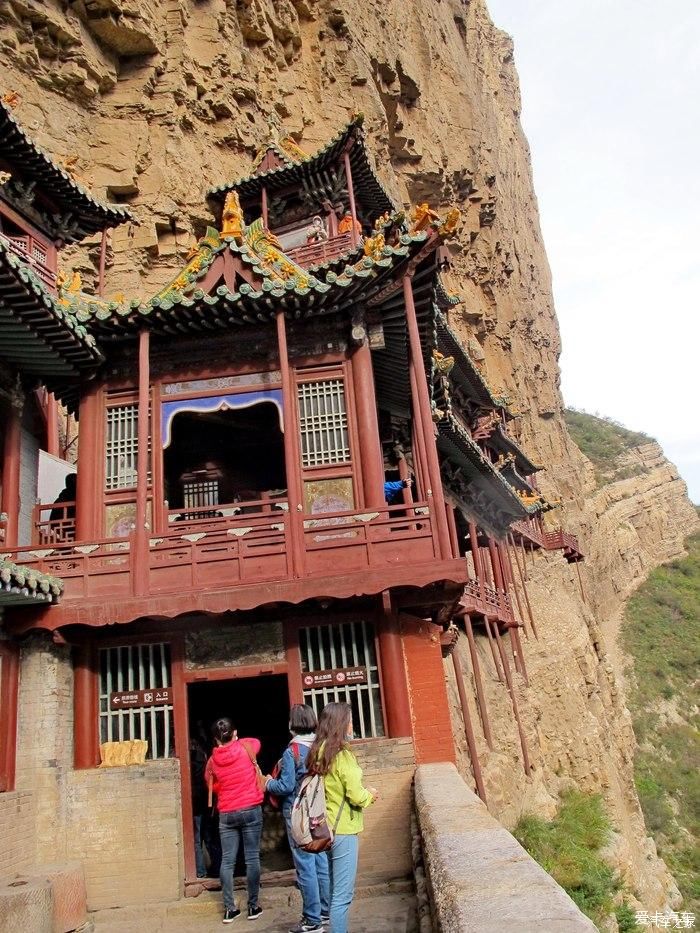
[514,790,630,928]
[564,409,651,486]
[621,530,700,913]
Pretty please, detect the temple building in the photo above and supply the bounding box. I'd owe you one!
[0,106,582,913]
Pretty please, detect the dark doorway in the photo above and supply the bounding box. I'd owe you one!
[187,675,293,876]
[164,403,286,511]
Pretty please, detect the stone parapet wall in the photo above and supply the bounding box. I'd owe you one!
[415,763,597,932]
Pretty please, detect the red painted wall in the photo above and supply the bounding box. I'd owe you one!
[400,617,456,764]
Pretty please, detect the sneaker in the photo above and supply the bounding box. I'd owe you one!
[247,905,263,921]
[289,922,325,933]
[223,907,241,923]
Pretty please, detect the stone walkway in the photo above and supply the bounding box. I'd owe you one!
[91,882,417,933]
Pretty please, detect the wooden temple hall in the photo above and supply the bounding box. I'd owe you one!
[0,102,584,908]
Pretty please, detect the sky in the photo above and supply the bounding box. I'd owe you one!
[486,0,700,502]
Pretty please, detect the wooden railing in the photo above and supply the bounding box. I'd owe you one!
[1,232,56,290]
[32,502,76,545]
[7,502,440,603]
[286,232,354,268]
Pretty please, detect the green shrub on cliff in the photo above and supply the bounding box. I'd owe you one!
[621,531,700,913]
[564,408,651,485]
[514,790,620,926]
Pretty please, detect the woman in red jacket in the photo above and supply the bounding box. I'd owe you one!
[206,718,264,923]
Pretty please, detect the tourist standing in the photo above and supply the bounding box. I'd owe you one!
[306,703,378,933]
[265,704,330,933]
[206,718,264,923]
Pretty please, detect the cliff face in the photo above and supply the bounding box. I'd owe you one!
[1,0,697,909]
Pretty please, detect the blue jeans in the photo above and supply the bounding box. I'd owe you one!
[328,834,359,933]
[193,814,206,877]
[284,810,330,924]
[219,805,263,912]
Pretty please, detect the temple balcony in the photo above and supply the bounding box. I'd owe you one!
[511,518,583,563]
[0,231,56,291]
[5,496,467,629]
[285,232,354,269]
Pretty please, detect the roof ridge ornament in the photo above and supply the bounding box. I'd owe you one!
[221,191,245,243]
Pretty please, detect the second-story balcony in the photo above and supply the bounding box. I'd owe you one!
[8,497,466,629]
[0,231,56,290]
[285,232,354,269]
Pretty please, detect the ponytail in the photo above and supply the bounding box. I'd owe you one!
[212,717,235,744]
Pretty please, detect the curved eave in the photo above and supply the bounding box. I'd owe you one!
[434,311,503,410]
[437,415,528,523]
[0,238,104,382]
[0,560,63,606]
[488,424,542,476]
[209,119,395,217]
[0,100,132,240]
[77,231,432,339]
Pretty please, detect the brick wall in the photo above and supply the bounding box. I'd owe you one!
[354,737,415,885]
[401,618,456,765]
[67,760,183,910]
[0,789,34,876]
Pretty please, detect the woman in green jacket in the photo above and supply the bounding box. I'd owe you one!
[306,703,378,933]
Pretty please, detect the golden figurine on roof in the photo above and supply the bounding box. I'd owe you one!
[220,191,244,243]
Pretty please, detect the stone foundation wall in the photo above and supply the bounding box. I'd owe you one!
[67,760,183,911]
[0,790,35,877]
[354,737,415,885]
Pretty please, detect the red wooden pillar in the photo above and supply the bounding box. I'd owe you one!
[343,150,359,248]
[464,616,493,749]
[261,187,269,228]
[1,401,21,547]
[75,382,102,541]
[276,311,303,577]
[46,392,59,457]
[0,642,19,791]
[445,500,459,558]
[377,594,412,737]
[403,274,451,560]
[397,454,414,507]
[134,329,150,596]
[351,341,385,508]
[98,229,108,297]
[73,644,99,769]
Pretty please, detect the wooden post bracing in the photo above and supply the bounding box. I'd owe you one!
[451,647,487,803]
[465,616,494,749]
[46,392,59,457]
[493,621,531,774]
[483,616,504,683]
[503,537,530,639]
[98,229,108,297]
[509,532,539,640]
[75,382,101,541]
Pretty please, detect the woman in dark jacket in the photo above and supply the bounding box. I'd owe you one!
[265,704,330,933]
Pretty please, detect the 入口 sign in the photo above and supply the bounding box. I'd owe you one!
[302,667,367,689]
[109,688,172,710]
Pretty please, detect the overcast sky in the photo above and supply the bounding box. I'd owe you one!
[486,0,700,502]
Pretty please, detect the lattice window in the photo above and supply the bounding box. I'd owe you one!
[299,620,384,739]
[105,404,138,489]
[183,480,219,509]
[297,379,350,467]
[31,241,47,264]
[99,643,173,760]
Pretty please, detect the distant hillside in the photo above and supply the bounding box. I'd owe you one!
[564,409,652,486]
[621,527,700,914]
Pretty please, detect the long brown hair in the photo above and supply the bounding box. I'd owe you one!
[307,702,352,775]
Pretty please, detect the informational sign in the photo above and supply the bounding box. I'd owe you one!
[302,667,367,689]
[109,687,172,710]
